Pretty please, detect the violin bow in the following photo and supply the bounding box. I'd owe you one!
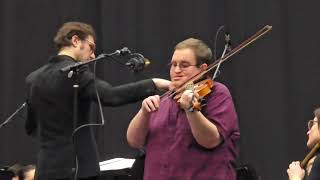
[162,25,273,99]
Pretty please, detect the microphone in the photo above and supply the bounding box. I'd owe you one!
[224,32,232,51]
[116,47,131,55]
[125,53,151,73]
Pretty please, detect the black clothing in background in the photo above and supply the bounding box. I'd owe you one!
[25,55,157,180]
[306,155,320,180]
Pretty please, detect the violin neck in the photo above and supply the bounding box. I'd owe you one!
[301,142,320,168]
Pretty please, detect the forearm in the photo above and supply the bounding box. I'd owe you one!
[85,78,156,106]
[127,109,150,149]
[186,111,222,149]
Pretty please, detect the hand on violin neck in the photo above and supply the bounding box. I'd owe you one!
[178,90,199,111]
[287,161,305,180]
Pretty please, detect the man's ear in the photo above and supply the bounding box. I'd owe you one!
[200,63,208,71]
[70,35,80,48]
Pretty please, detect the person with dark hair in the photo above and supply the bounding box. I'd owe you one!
[127,38,240,180]
[7,163,23,180]
[25,21,170,180]
[287,108,320,180]
[6,164,35,180]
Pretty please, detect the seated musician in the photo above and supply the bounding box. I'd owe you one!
[126,38,240,180]
[287,107,320,180]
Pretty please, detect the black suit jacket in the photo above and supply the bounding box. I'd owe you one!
[306,154,320,180]
[25,55,157,179]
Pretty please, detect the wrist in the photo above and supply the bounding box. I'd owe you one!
[151,78,170,91]
[140,108,151,117]
[289,175,303,180]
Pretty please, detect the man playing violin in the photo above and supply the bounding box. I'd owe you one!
[287,108,320,180]
[127,38,240,180]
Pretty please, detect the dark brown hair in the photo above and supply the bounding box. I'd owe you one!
[7,163,23,176]
[54,21,96,50]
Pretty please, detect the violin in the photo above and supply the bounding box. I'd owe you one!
[173,78,214,111]
[162,25,273,111]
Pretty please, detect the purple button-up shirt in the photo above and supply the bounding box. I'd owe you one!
[144,82,240,180]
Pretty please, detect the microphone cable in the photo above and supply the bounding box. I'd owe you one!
[71,60,106,180]
[69,49,157,179]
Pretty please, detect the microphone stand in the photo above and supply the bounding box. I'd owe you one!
[61,50,123,180]
[61,49,128,130]
[211,25,231,80]
[0,102,26,129]
[60,51,120,72]
[61,48,150,179]
[212,37,231,80]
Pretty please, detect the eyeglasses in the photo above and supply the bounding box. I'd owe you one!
[83,39,96,52]
[168,62,199,71]
[308,119,318,130]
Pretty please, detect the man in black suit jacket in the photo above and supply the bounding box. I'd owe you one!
[25,21,170,180]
